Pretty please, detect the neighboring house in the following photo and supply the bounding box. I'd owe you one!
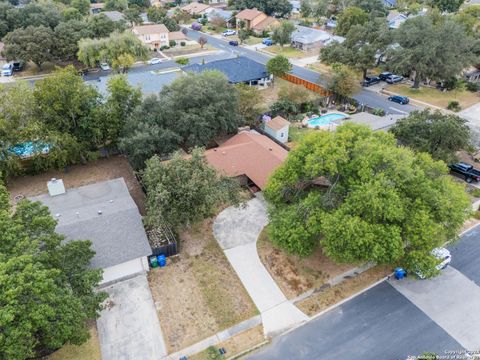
[181,2,211,16]
[132,24,186,49]
[465,67,480,83]
[387,10,408,29]
[102,10,125,22]
[205,8,233,22]
[325,19,337,29]
[183,56,271,86]
[289,0,301,14]
[204,131,288,190]
[383,0,397,8]
[291,25,344,51]
[235,8,279,35]
[263,116,290,144]
[89,2,105,14]
[31,178,152,285]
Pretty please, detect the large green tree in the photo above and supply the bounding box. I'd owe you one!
[0,184,105,359]
[271,21,295,47]
[327,63,358,99]
[87,13,117,38]
[335,6,368,36]
[142,148,242,228]
[234,0,292,16]
[236,83,267,125]
[388,15,479,88]
[321,18,392,79]
[431,0,464,13]
[266,55,292,85]
[390,110,471,163]
[264,123,470,277]
[2,26,56,68]
[54,20,93,61]
[120,71,243,169]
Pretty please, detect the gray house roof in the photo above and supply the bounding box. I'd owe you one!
[102,10,125,22]
[206,9,233,21]
[291,26,345,45]
[183,57,269,83]
[30,178,151,269]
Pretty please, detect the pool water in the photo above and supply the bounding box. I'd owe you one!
[9,141,51,158]
[308,113,347,127]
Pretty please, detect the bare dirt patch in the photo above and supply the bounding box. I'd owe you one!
[296,265,391,316]
[148,218,258,353]
[257,228,357,299]
[6,155,146,215]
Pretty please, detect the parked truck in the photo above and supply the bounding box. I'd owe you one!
[448,162,480,183]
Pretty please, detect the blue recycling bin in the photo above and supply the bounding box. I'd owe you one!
[394,267,406,280]
[157,254,166,267]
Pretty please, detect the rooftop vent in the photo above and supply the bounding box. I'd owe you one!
[47,178,66,197]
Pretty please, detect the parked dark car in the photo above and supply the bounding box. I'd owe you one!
[362,76,381,87]
[448,163,480,183]
[12,61,24,71]
[379,71,392,81]
[388,95,409,105]
[386,74,404,84]
[229,40,239,46]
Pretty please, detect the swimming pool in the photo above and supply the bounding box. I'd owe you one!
[307,113,347,127]
[9,141,51,158]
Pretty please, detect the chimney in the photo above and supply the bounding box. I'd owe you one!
[47,178,66,197]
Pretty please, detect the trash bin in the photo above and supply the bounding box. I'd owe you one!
[394,267,406,280]
[149,255,158,268]
[157,254,167,267]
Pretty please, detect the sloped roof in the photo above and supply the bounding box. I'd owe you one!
[207,8,233,21]
[102,11,124,21]
[182,56,269,83]
[204,131,288,189]
[181,2,211,14]
[252,16,278,31]
[265,116,290,131]
[292,25,344,44]
[169,31,187,40]
[133,24,169,35]
[30,178,151,269]
[236,7,264,21]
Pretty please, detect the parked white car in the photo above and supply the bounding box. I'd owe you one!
[222,29,236,36]
[100,63,111,71]
[148,58,162,65]
[416,247,452,279]
[2,63,13,76]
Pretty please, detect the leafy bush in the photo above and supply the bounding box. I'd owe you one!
[175,57,189,65]
[447,100,461,112]
[169,40,177,47]
[466,82,478,92]
[160,45,170,51]
[191,22,202,31]
[270,99,298,118]
[180,41,186,46]
[471,188,480,198]
[371,108,386,116]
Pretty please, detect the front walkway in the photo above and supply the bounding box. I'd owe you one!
[213,195,308,336]
[97,275,167,360]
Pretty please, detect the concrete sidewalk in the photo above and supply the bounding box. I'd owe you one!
[213,195,309,336]
[390,267,480,350]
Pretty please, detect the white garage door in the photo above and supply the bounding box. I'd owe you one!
[100,257,148,285]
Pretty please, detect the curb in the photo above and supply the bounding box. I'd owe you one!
[227,339,270,360]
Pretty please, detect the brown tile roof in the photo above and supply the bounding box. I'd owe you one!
[181,2,211,14]
[252,16,278,31]
[169,31,187,41]
[266,116,290,131]
[236,8,264,21]
[204,132,288,189]
[132,24,169,35]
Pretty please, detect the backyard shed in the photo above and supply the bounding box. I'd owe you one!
[264,116,290,143]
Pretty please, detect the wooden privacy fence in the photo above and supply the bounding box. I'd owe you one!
[281,73,332,97]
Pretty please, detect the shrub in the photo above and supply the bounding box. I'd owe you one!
[447,100,461,112]
[191,22,202,31]
[169,40,177,47]
[371,108,386,116]
[160,45,170,51]
[270,99,298,117]
[466,82,478,92]
[175,57,189,65]
[471,188,480,198]
[180,41,186,46]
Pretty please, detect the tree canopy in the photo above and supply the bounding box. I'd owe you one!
[233,0,292,17]
[142,148,242,228]
[0,183,105,359]
[335,6,368,36]
[264,123,470,277]
[431,0,464,13]
[271,21,295,47]
[390,110,472,163]
[327,64,358,99]
[266,55,292,80]
[120,71,244,169]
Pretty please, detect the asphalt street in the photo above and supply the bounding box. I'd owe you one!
[247,225,480,360]
[184,29,419,115]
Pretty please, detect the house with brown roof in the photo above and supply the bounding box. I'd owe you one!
[235,8,279,35]
[204,131,288,190]
[181,2,211,16]
[264,116,290,143]
[132,24,187,50]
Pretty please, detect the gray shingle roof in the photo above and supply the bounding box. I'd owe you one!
[30,178,151,269]
[182,56,269,83]
[292,25,345,45]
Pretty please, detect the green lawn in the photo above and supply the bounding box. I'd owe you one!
[262,45,309,59]
[47,327,101,360]
[388,84,480,110]
[288,126,315,144]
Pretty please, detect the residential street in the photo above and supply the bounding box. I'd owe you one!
[184,29,420,115]
[247,225,480,360]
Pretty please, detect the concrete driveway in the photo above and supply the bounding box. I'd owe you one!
[460,103,480,127]
[97,275,167,360]
[213,195,308,336]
